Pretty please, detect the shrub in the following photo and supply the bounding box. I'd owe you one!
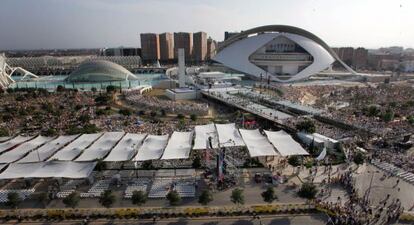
[408,115,414,125]
[63,192,80,208]
[42,128,57,137]
[176,114,185,119]
[298,182,317,199]
[106,85,117,93]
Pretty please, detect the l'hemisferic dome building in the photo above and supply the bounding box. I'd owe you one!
[65,60,137,82]
[213,25,356,82]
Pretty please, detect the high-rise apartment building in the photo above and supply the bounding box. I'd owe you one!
[159,32,174,62]
[140,33,160,62]
[193,32,207,62]
[207,38,217,60]
[174,32,193,61]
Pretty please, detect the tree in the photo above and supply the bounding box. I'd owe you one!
[296,119,316,133]
[160,109,166,117]
[0,127,9,137]
[177,118,186,130]
[56,85,65,92]
[150,111,157,118]
[79,114,91,123]
[288,156,300,167]
[166,190,181,206]
[119,108,132,116]
[99,190,116,208]
[192,155,202,169]
[382,109,395,122]
[106,85,117,93]
[42,128,57,137]
[190,114,197,122]
[131,190,147,206]
[95,159,106,171]
[142,161,154,170]
[63,192,80,208]
[91,87,97,93]
[298,182,318,199]
[6,192,21,208]
[353,151,365,166]
[177,114,185,119]
[408,115,414,125]
[230,188,244,205]
[37,192,49,208]
[198,189,213,205]
[261,187,278,204]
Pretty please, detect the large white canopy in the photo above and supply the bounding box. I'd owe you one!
[50,133,102,161]
[264,130,309,156]
[0,136,54,163]
[0,135,33,154]
[0,161,97,179]
[76,132,124,161]
[161,132,193,160]
[133,135,169,161]
[215,123,245,147]
[239,129,278,157]
[193,124,219,150]
[104,133,147,161]
[18,135,79,163]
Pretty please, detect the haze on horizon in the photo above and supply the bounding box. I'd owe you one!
[0,0,413,51]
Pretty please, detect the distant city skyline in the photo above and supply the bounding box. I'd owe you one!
[0,0,413,50]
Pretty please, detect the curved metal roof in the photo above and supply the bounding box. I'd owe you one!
[217,25,356,75]
[66,60,137,82]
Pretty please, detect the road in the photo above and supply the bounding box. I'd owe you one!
[3,214,328,225]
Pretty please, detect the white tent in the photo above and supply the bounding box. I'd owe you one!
[215,123,245,147]
[50,133,102,161]
[0,135,33,154]
[0,161,97,179]
[161,132,193,160]
[104,133,147,161]
[316,147,327,161]
[0,136,54,163]
[193,124,219,150]
[133,135,169,161]
[76,132,125,161]
[17,135,79,163]
[239,129,278,157]
[264,130,309,156]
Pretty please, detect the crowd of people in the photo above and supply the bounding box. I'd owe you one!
[316,168,405,225]
[0,89,96,136]
[124,91,209,116]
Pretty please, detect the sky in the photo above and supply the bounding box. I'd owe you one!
[0,0,413,50]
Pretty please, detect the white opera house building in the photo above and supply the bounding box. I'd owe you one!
[213,25,356,82]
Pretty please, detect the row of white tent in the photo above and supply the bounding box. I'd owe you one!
[0,123,309,164]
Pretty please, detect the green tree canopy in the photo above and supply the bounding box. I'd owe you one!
[166,190,181,206]
[298,182,318,199]
[261,187,278,204]
[198,189,213,205]
[296,119,316,133]
[230,188,245,205]
[63,191,80,208]
[99,190,116,208]
[131,190,147,206]
[6,192,22,208]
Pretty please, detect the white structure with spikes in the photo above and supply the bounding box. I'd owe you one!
[0,54,38,89]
